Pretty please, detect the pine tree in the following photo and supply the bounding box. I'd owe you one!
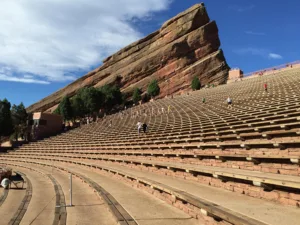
[0,99,13,141]
[71,95,85,118]
[59,96,73,121]
[147,80,160,97]
[11,102,28,141]
[53,106,61,115]
[191,76,201,91]
[132,88,142,104]
[11,103,27,126]
[76,87,104,115]
[98,85,123,111]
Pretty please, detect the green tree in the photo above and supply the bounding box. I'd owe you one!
[147,79,160,97]
[132,88,142,104]
[11,103,28,141]
[11,103,28,126]
[191,76,201,91]
[71,95,85,118]
[0,99,13,142]
[77,87,104,115]
[53,106,61,115]
[85,87,103,114]
[59,96,73,121]
[99,85,123,110]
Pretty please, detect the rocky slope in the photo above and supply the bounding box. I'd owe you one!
[27,3,229,113]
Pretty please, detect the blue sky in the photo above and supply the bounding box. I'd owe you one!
[0,0,299,107]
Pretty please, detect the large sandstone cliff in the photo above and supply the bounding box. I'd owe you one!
[27,3,229,113]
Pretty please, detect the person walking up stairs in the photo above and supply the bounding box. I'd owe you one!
[227,96,233,109]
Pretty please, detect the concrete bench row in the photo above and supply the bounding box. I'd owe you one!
[4,159,269,225]
[2,155,300,207]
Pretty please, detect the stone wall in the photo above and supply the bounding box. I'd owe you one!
[27,3,229,113]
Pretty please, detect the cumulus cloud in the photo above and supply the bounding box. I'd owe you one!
[0,0,171,84]
[268,53,283,59]
[233,48,283,60]
[0,74,50,84]
[0,67,50,84]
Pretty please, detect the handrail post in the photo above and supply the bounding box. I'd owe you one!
[70,173,72,206]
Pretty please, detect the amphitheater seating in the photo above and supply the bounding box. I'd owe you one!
[1,68,300,225]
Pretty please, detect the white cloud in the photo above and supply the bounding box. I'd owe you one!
[0,67,50,84]
[268,53,283,59]
[229,4,255,12]
[0,0,171,84]
[245,31,266,36]
[23,75,34,79]
[233,48,283,60]
[0,74,50,84]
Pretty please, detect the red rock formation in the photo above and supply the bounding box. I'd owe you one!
[27,3,229,113]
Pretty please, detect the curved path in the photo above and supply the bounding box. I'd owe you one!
[0,167,66,225]
[9,158,300,225]
[94,160,300,225]
[0,186,9,206]
[0,173,28,225]
[15,168,56,225]
[28,164,116,225]
[7,161,200,225]
[9,172,33,225]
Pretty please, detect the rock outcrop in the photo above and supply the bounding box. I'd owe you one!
[27,3,229,113]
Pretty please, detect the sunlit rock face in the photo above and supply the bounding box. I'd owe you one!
[27,3,229,113]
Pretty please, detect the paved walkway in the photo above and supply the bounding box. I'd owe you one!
[0,187,5,204]
[11,161,199,225]
[32,164,116,225]
[62,164,200,225]
[85,160,300,225]
[7,159,300,225]
[0,178,27,224]
[16,167,56,225]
